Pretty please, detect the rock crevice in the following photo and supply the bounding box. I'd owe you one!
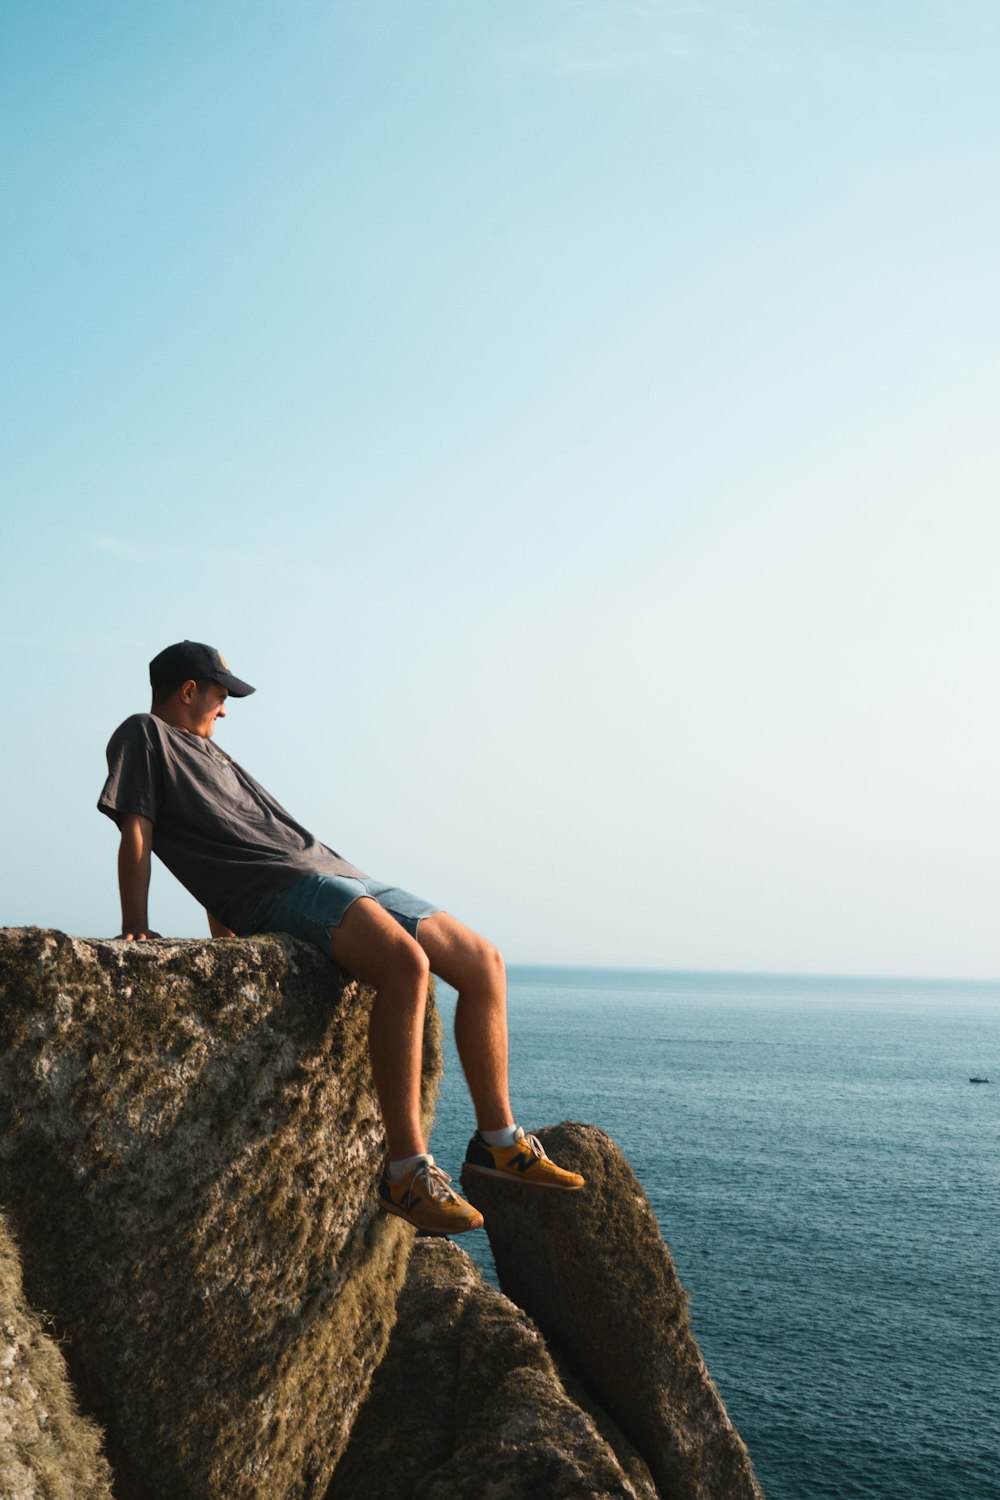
[327,1237,654,1500]
[0,1211,114,1500]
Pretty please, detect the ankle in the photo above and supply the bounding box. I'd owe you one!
[387,1151,434,1181]
[480,1124,519,1148]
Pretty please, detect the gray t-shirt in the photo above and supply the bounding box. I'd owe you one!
[98,713,366,934]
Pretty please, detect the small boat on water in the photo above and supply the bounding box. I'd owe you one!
[969,1076,990,1084]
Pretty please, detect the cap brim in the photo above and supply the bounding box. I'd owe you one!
[216,671,255,697]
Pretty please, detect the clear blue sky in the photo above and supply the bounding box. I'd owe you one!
[3,1,999,975]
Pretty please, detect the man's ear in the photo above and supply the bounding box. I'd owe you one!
[179,678,198,703]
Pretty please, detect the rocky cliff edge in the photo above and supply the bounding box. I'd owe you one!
[0,929,763,1500]
[0,927,440,1500]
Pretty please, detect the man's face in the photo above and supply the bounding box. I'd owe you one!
[189,680,229,738]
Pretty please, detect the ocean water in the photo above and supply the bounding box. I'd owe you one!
[430,967,1000,1500]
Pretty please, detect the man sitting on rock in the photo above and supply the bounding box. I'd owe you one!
[98,640,584,1235]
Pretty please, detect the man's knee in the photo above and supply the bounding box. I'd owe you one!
[415,913,505,992]
[480,938,505,986]
[460,933,505,991]
[332,900,431,990]
[397,934,431,986]
[364,929,430,992]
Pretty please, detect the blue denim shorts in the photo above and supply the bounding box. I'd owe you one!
[244,872,441,953]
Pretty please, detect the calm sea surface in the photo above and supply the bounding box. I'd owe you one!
[431,967,1000,1500]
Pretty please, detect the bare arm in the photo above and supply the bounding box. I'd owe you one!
[117,813,161,940]
[207,910,235,939]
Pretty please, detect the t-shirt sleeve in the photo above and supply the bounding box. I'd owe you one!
[97,725,162,827]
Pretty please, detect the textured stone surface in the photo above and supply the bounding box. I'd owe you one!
[462,1123,764,1500]
[0,928,441,1500]
[0,1212,114,1500]
[552,1359,659,1500]
[327,1237,651,1500]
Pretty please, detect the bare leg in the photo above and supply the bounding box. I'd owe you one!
[416,912,514,1133]
[328,898,431,1161]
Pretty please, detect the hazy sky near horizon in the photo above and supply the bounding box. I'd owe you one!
[3,1,1000,976]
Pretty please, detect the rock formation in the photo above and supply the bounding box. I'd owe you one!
[0,930,765,1500]
[0,1211,114,1500]
[462,1122,764,1500]
[327,1237,659,1500]
[0,927,441,1500]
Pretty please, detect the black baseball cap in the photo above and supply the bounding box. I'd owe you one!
[148,641,256,697]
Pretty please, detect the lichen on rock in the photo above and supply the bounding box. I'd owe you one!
[0,927,441,1500]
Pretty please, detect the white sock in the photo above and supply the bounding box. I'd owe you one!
[388,1152,434,1181]
[481,1125,519,1148]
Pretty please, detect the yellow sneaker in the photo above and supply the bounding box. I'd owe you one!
[379,1158,485,1235]
[463,1128,586,1190]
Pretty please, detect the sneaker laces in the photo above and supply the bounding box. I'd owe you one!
[513,1128,548,1160]
[406,1160,463,1209]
